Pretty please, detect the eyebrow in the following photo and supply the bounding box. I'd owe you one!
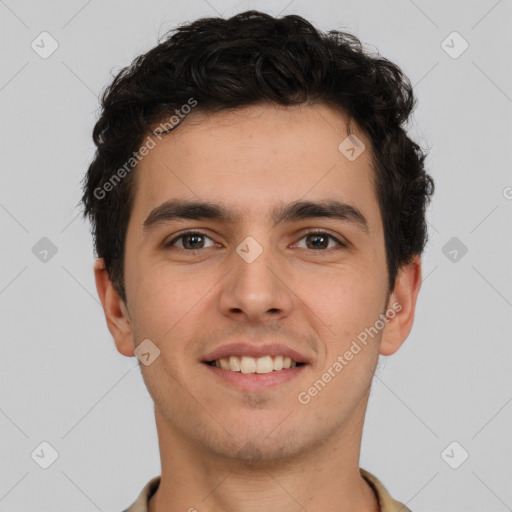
[142,199,370,235]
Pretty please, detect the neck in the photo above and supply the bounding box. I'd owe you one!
[148,397,379,512]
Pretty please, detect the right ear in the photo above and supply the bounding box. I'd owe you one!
[93,258,135,357]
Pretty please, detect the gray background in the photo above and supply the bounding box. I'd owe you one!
[1,0,511,511]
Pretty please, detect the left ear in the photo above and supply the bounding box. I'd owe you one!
[379,254,422,356]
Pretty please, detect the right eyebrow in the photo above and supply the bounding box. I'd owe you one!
[143,200,236,232]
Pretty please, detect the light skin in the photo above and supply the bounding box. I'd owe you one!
[94,102,422,512]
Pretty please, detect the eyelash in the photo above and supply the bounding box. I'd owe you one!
[164,229,347,251]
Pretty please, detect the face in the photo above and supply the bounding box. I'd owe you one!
[99,102,419,465]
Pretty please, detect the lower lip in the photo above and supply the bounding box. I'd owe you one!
[202,362,307,391]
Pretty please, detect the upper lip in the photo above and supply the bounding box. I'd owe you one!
[202,342,310,364]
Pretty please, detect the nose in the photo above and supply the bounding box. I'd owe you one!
[218,239,294,324]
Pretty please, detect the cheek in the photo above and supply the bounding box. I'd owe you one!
[294,266,385,352]
[127,262,217,357]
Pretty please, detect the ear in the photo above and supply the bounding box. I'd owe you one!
[93,258,135,357]
[379,254,422,356]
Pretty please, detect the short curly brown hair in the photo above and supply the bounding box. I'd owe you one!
[81,10,434,305]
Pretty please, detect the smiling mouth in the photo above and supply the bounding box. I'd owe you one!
[205,355,306,374]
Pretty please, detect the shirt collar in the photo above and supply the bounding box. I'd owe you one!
[360,468,413,512]
[123,468,412,512]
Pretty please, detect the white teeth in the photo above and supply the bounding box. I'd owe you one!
[273,355,284,371]
[229,356,241,371]
[211,355,301,373]
[240,356,256,374]
[256,355,274,374]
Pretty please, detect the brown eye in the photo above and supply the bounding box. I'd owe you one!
[165,231,215,250]
[295,231,345,250]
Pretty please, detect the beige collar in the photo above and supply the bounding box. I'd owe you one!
[124,468,412,512]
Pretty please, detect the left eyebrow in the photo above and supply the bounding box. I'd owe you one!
[273,199,370,235]
[142,199,370,235]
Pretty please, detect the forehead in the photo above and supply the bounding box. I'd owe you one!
[130,103,380,233]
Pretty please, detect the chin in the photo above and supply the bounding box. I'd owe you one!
[205,424,313,465]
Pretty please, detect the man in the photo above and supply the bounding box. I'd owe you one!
[82,10,434,512]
